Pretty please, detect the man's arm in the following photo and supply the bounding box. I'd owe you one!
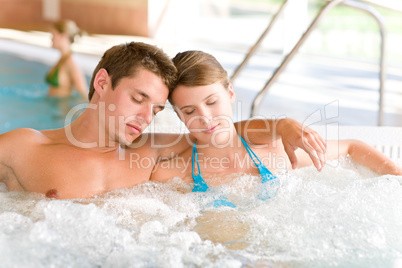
[234,118,326,171]
[0,134,4,185]
[0,129,21,187]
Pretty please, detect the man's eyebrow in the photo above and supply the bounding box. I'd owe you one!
[179,93,216,110]
[137,90,149,99]
[134,89,164,109]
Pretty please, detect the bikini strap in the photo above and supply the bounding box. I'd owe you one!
[192,143,234,206]
[239,136,262,166]
[239,136,276,184]
[192,143,209,192]
[192,142,201,178]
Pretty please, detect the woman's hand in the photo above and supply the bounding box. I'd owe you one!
[234,118,326,171]
[276,118,326,171]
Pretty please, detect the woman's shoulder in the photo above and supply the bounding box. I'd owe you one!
[247,141,290,170]
[151,148,192,182]
[160,147,192,172]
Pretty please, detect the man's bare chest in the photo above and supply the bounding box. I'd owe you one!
[9,146,157,198]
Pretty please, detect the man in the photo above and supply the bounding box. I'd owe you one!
[0,42,325,199]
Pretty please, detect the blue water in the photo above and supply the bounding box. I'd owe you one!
[0,52,88,134]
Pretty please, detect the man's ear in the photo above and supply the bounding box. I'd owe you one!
[228,83,236,104]
[93,68,110,97]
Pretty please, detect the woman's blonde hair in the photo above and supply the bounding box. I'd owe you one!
[53,20,83,43]
[170,50,229,103]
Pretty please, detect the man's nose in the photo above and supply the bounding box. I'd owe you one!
[139,104,153,125]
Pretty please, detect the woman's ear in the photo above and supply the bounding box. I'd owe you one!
[228,83,236,104]
[93,69,110,97]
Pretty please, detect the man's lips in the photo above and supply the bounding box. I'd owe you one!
[202,124,219,134]
[127,123,141,134]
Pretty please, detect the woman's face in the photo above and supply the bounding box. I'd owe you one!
[51,29,68,50]
[171,82,236,146]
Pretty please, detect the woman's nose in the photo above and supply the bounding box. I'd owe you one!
[198,108,212,125]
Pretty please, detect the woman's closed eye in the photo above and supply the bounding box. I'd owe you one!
[184,109,195,115]
[206,97,218,106]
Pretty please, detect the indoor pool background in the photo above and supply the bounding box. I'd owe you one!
[1,46,402,268]
[0,52,89,134]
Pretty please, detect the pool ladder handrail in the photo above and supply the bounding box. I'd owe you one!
[230,0,390,126]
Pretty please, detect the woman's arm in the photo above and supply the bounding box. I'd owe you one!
[234,118,326,171]
[331,140,401,175]
[296,139,402,175]
[68,57,88,100]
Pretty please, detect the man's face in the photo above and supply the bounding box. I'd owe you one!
[99,68,169,145]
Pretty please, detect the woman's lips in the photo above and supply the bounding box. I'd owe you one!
[202,124,219,134]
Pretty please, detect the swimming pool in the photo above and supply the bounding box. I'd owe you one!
[0,39,95,134]
[1,158,401,267]
[0,45,183,134]
[0,53,78,133]
[1,40,402,268]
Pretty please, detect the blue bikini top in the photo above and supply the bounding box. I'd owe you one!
[192,136,277,207]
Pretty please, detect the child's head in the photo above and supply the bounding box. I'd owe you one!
[88,42,177,101]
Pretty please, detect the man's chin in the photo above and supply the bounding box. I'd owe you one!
[120,133,141,146]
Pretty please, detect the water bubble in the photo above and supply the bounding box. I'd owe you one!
[0,161,401,267]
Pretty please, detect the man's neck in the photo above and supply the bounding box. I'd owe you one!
[64,105,121,151]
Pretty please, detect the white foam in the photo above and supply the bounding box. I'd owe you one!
[0,159,401,267]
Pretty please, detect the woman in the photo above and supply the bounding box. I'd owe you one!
[150,50,401,249]
[46,20,88,101]
[151,50,402,189]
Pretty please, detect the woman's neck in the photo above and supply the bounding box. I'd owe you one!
[59,44,71,57]
[194,132,253,175]
[196,130,246,161]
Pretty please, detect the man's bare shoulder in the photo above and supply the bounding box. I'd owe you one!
[1,128,49,143]
[0,128,58,169]
[0,128,69,150]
